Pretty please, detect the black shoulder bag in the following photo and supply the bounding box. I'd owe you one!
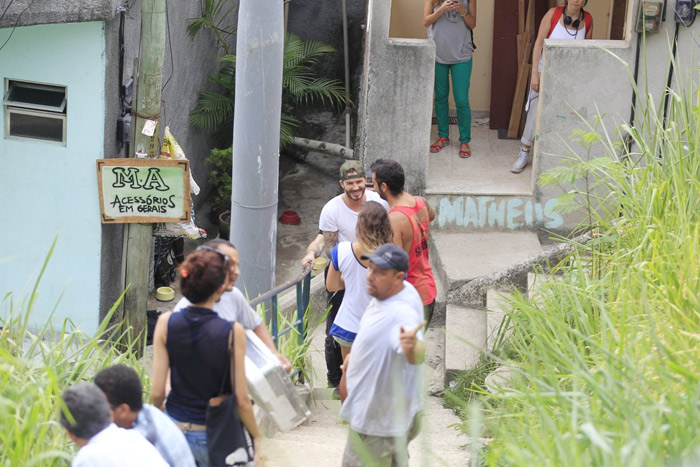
[206,329,254,466]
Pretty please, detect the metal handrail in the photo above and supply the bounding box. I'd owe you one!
[249,266,312,306]
[248,266,312,379]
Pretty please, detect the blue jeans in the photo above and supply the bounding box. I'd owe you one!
[167,412,208,466]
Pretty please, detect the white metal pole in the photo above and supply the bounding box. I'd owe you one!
[230,0,284,298]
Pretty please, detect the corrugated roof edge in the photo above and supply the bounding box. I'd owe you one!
[0,0,120,29]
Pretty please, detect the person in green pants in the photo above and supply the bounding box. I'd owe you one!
[424,0,477,158]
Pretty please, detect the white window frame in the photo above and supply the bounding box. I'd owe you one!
[3,79,67,145]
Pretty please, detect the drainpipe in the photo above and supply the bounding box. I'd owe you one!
[291,136,354,159]
[230,0,284,299]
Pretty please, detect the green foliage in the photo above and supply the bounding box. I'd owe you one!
[457,61,700,465]
[186,0,237,55]
[254,299,330,386]
[205,147,233,215]
[189,32,349,148]
[0,240,148,465]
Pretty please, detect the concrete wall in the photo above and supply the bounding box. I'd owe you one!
[532,0,700,233]
[121,0,224,224]
[0,22,107,333]
[100,15,125,322]
[286,0,367,108]
[356,0,435,195]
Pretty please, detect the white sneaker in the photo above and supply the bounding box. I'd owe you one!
[510,148,529,174]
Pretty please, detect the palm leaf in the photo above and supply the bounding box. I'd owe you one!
[283,33,336,69]
[209,66,235,91]
[280,114,300,148]
[186,17,212,40]
[190,31,350,144]
[189,90,234,131]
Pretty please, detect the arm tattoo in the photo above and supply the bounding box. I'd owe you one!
[322,231,339,256]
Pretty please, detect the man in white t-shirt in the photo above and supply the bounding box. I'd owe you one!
[300,160,389,392]
[60,382,168,467]
[94,365,195,467]
[339,243,426,467]
[174,239,291,371]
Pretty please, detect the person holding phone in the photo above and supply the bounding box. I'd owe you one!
[424,0,477,158]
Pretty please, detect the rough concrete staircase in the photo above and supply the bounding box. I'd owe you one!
[431,226,574,380]
[423,126,572,382]
[430,230,544,379]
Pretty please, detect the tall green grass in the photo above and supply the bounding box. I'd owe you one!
[0,240,147,466]
[465,67,700,464]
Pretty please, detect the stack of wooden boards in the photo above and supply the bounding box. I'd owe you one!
[508,0,536,138]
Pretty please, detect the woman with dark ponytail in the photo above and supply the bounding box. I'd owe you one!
[151,247,260,466]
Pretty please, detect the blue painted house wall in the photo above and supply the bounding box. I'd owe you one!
[0,22,107,334]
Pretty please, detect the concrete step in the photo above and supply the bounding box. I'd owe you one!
[527,271,566,303]
[445,304,486,373]
[431,231,544,295]
[425,326,446,395]
[431,264,447,326]
[484,366,514,394]
[425,193,565,233]
[485,289,513,352]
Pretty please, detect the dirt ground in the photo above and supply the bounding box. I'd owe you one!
[275,111,350,285]
[276,157,344,282]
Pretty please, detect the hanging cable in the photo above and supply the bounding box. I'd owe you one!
[0,0,17,23]
[161,0,175,92]
[0,0,34,52]
[626,30,642,154]
[661,21,680,137]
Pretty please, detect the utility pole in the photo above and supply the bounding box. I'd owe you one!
[230,0,284,298]
[122,0,166,341]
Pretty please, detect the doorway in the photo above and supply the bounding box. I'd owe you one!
[388,0,626,196]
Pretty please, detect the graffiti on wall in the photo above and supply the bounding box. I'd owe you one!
[437,196,564,230]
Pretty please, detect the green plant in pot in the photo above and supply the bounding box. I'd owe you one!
[206,147,232,238]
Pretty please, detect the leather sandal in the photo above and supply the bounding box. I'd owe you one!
[429,137,450,153]
[459,142,471,158]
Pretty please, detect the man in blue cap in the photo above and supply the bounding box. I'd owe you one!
[339,243,426,467]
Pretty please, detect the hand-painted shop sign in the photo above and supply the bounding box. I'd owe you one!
[96,158,191,223]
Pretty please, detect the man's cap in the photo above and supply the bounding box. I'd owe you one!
[361,243,409,272]
[339,160,365,180]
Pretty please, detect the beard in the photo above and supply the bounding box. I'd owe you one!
[345,186,365,201]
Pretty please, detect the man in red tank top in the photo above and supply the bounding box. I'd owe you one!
[371,159,438,324]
